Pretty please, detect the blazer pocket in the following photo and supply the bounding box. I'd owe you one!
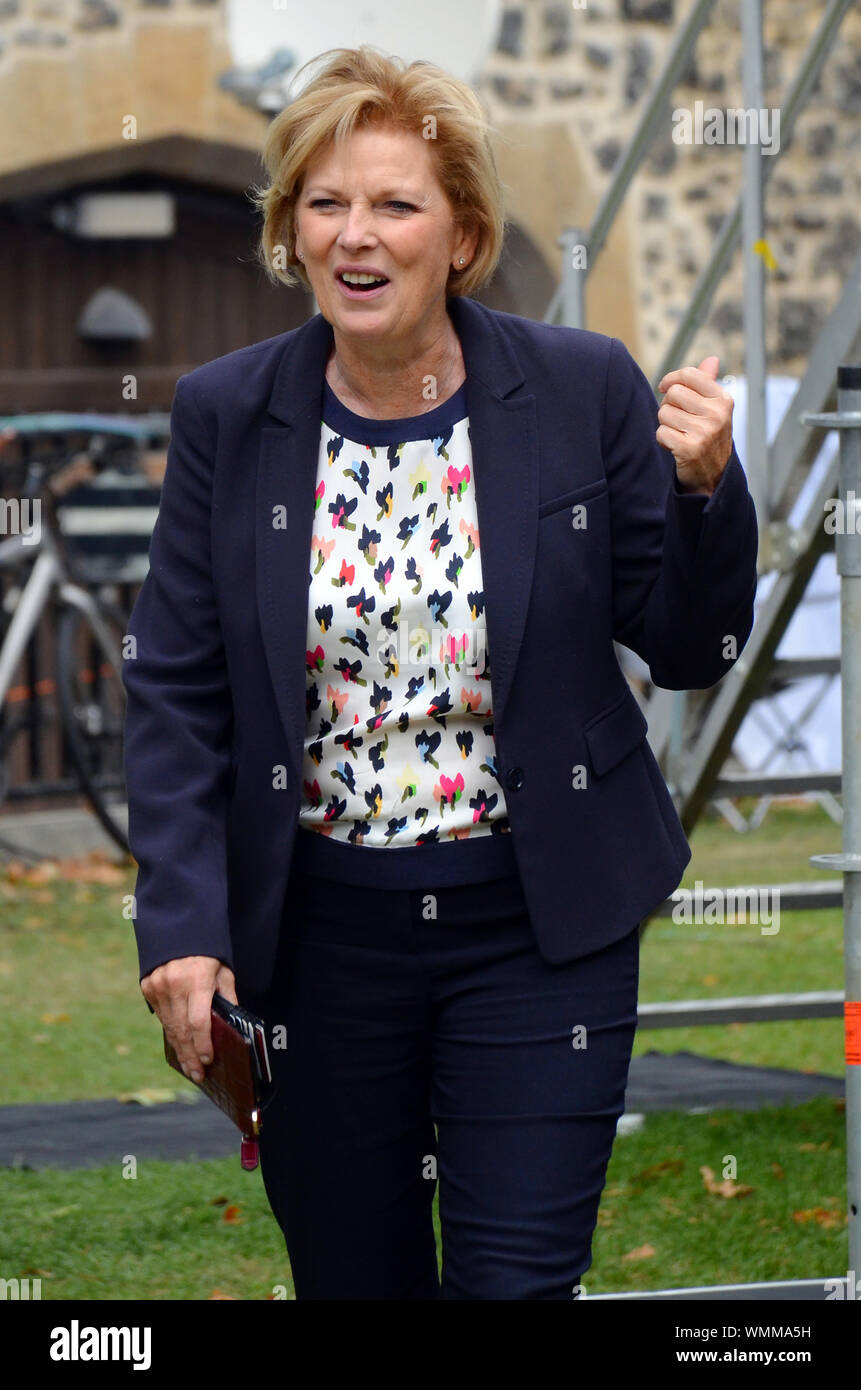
[582,687,648,777]
[538,476,608,519]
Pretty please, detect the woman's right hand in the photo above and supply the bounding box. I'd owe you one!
[141,956,238,1082]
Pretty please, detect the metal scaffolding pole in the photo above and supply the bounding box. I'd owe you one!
[806,366,861,1278]
[740,0,768,543]
[557,225,586,330]
[544,0,718,329]
[652,0,854,393]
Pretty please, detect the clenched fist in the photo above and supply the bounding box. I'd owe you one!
[656,355,734,497]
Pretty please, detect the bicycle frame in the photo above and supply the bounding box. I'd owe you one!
[0,413,161,848]
[0,527,126,708]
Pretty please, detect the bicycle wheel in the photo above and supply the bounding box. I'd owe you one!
[0,610,51,855]
[57,598,130,854]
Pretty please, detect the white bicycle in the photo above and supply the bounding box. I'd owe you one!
[0,412,168,854]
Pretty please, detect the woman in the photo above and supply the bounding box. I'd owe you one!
[123,46,758,1300]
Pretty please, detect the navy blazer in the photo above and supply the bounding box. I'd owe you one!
[122,294,758,1005]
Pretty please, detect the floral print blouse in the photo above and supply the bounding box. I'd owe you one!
[298,379,513,853]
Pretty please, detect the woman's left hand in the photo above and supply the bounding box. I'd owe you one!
[656,355,734,497]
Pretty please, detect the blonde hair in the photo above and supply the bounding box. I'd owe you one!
[250,45,506,298]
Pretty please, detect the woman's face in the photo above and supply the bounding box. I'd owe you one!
[293,125,476,347]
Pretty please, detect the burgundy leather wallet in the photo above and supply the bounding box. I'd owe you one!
[163,993,275,1170]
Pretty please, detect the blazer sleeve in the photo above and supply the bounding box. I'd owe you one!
[601,335,759,690]
[122,374,235,984]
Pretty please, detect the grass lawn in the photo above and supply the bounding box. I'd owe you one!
[0,1096,846,1298]
[0,798,850,1297]
[634,799,845,1076]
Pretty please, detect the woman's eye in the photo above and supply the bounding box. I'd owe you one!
[308,198,414,212]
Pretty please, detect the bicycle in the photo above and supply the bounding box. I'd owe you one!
[0,412,170,855]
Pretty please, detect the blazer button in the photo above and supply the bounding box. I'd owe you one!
[506,766,525,791]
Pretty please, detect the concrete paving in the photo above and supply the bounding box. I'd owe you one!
[0,805,127,860]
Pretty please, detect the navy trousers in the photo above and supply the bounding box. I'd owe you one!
[257,861,639,1300]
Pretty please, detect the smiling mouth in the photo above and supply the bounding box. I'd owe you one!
[337,272,390,292]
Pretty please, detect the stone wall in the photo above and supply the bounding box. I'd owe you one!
[0,0,263,172]
[477,0,861,375]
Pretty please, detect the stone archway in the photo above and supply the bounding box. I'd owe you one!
[477,219,557,321]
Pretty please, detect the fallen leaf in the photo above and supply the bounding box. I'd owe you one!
[621,1243,655,1263]
[116,1087,180,1106]
[4,852,127,887]
[40,1013,70,1025]
[771,1162,785,1180]
[223,1205,242,1224]
[793,1207,845,1229]
[700,1165,754,1198]
[5,862,57,885]
[115,1044,130,1055]
[209,1289,237,1300]
[702,974,719,987]
[54,851,127,884]
[633,1159,684,1183]
[209,1196,230,1206]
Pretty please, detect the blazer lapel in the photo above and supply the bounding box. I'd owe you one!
[256,296,539,784]
[256,312,333,789]
[447,295,539,740]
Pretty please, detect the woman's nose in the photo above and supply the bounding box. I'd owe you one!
[337,205,377,247]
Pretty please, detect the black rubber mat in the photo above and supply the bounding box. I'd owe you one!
[0,1051,845,1170]
[0,1094,236,1171]
[626,1050,844,1113]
